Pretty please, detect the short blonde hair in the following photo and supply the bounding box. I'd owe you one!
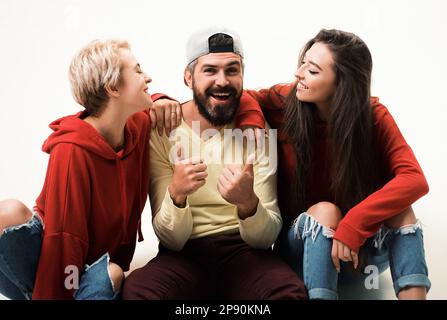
[69,39,130,116]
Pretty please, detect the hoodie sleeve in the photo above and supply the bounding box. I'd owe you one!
[235,92,265,129]
[245,83,294,130]
[334,104,429,253]
[32,143,90,300]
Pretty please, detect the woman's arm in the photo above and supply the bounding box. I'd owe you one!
[32,144,90,299]
[244,83,294,129]
[334,103,429,253]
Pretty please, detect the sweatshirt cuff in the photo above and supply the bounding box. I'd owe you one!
[153,190,193,251]
[151,93,177,102]
[333,222,365,253]
[164,188,190,213]
[239,201,271,234]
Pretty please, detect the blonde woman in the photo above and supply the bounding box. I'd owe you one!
[0,39,162,299]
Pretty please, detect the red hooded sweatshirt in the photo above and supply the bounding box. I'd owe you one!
[245,84,429,253]
[32,107,152,299]
[31,93,264,300]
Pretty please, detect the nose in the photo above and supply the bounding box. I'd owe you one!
[294,64,305,80]
[215,70,229,87]
[144,74,152,83]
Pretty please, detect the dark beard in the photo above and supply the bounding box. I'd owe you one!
[193,84,241,127]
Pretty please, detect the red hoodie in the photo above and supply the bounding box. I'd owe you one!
[245,84,429,253]
[31,93,264,300]
[32,107,152,299]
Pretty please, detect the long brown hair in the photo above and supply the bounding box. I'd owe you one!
[284,29,380,214]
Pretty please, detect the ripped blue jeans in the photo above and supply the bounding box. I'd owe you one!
[0,212,119,300]
[279,212,431,300]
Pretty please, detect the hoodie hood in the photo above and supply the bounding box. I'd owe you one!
[42,111,140,160]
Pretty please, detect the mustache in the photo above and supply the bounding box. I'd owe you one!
[206,86,237,96]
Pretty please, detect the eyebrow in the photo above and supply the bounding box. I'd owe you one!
[306,59,322,71]
[309,61,323,71]
[201,61,241,69]
[303,55,323,71]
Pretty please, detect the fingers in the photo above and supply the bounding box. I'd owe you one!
[149,109,156,129]
[221,167,237,184]
[194,171,208,180]
[192,162,207,173]
[331,241,340,273]
[151,99,182,135]
[156,105,164,136]
[164,103,172,136]
[170,108,176,136]
[170,101,182,134]
[225,164,242,175]
[352,251,359,270]
[333,239,358,271]
[195,179,206,189]
[218,172,232,189]
[343,245,353,262]
[176,103,182,128]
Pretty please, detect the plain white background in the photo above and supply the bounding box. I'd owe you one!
[1,0,446,299]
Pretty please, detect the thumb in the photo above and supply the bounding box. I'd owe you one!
[243,153,255,174]
[175,143,185,162]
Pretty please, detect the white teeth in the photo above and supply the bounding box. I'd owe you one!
[297,82,309,90]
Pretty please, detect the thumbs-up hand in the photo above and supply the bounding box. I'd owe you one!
[168,144,208,207]
[217,154,259,219]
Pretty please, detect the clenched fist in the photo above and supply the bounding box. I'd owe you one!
[217,154,259,219]
[168,144,207,207]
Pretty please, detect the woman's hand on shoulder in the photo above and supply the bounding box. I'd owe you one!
[149,99,182,136]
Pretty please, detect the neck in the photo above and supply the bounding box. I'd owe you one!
[84,102,129,151]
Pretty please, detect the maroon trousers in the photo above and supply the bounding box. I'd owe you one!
[122,233,307,300]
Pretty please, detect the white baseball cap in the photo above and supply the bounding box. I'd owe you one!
[185,26,244,65]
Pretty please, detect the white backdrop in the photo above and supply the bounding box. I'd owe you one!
[1,0,446,299]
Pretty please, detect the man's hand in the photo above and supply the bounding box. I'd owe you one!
[149,98,182,136]
[331,238,358,273]
[168,145,207,207]
[217,154,259,219]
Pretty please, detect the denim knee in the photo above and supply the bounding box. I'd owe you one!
[290,213,338,300]
[73,253,120,300]
[387,220,431,295]
[0,212,42,300]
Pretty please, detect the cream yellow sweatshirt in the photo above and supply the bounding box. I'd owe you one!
[150,119,281,251]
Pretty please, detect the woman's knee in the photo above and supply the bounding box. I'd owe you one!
[385,206,417,230]
[306,201,342,230]
[108,262,124,292]
[0,199,32,232]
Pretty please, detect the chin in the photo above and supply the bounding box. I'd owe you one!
[296,93,310,102]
